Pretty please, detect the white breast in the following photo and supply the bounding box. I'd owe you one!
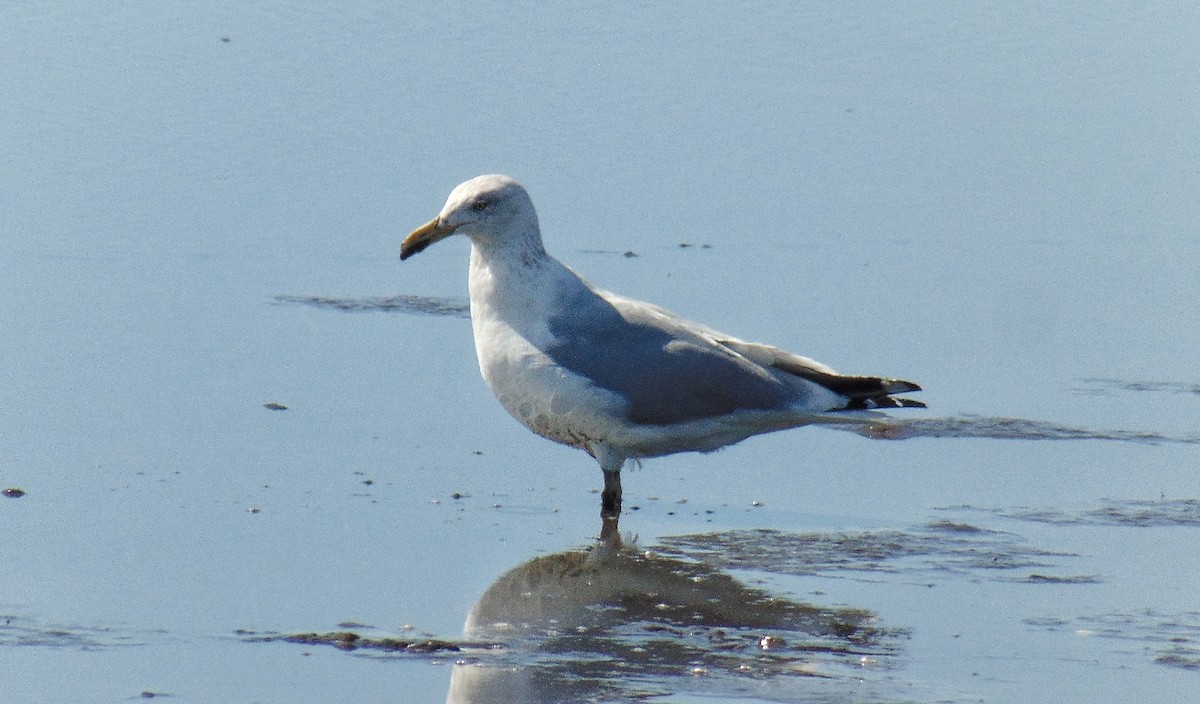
[467,243,630,451]
[472,314,630,450]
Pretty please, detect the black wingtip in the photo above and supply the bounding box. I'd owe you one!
[885,380,922,395]
[839,395,927,410]
[830,377,925,411]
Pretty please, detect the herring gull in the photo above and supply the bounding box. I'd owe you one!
[401,175,924,520]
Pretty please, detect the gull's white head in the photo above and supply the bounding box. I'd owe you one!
[401,174,539,260]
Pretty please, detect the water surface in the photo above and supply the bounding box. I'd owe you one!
[4,3,1199,702]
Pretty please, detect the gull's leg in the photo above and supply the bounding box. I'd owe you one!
[601,468,622,519]
[592,443,625,520]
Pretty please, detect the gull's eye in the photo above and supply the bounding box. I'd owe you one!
[471,198,489,212]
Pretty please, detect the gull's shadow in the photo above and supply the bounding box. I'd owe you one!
[446,515,895,704]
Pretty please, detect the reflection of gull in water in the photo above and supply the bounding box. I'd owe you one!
[401,175,924,521]
[236,524,901,702]
[447,525,892,704]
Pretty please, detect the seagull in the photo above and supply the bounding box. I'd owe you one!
[401,175,924,520]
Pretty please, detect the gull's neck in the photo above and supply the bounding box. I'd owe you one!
[467,221,573,322]
[468,220,549,275]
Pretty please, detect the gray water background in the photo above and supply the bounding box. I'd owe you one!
[3,3,1199,702]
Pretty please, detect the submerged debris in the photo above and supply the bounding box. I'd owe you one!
[1074,378,1200,397]
[1026,609,1200,670]
[655,522,1076,582]
[273,294,470,318]
[1024,573,1101,585]
[963,498,1200,528]
[241,629,487,654]
[0,614,145,649]
[849,414,1200,445]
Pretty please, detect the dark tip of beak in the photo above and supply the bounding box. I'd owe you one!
[400,217,453,261]
[399,239,429,261]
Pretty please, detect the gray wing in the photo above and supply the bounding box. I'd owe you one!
[543,291,801,425]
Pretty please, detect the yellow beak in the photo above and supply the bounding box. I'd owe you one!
[400,218,458,260]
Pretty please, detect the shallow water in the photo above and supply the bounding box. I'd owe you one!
[4,3,1199,703]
